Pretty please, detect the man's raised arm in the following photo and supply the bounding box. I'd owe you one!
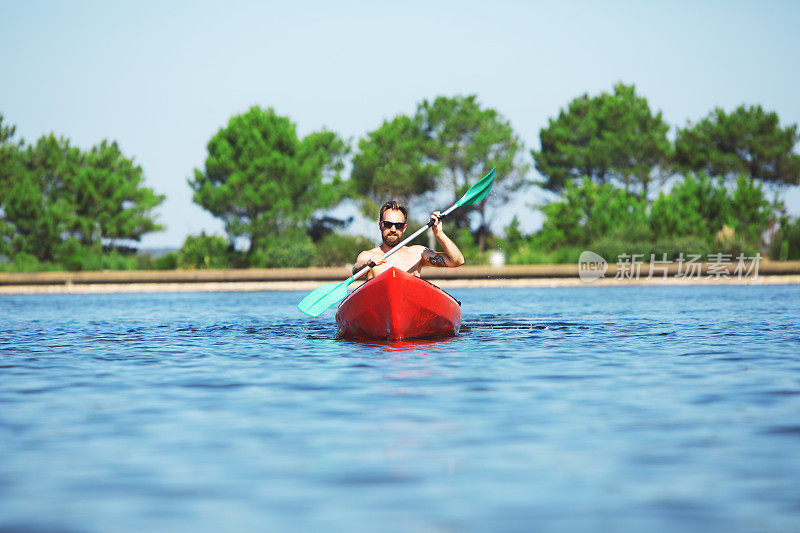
[422,211,465,267]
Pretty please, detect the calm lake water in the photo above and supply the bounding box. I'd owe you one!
[1,285,799,532]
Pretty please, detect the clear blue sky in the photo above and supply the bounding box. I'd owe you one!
[2,0,799,248]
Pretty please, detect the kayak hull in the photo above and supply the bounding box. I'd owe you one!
[335,267,462,340]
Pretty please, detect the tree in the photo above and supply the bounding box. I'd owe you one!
[674,104,800,187]
[0,114,22,256]
[770,215,800,260]
[650,172,774,249]
[536,177,648,248]
[178,232,233,269]
[71,140,164,247]
[416,95,528,251]
[190,106,348,255]
[4,135,82,260]
[649,173,731,240]
[533,83,671,196]
[350,115,439,214]
[0,114,18,175]
[1,129,164,262]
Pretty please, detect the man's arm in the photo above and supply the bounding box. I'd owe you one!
[421,211,465,267]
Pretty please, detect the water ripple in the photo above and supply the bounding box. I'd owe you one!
[0,286,799,532]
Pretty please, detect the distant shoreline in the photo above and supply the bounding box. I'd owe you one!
[2,262,799,294]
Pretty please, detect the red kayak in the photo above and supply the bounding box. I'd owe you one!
[335,267,462,340]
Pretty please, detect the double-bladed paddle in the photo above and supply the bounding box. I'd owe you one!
[297,166,496,317]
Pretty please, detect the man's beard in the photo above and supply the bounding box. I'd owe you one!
[382,233,401,247]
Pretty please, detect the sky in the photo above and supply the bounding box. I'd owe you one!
[2,0,799,248]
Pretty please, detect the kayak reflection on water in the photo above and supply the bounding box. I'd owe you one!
[338,336,457,354]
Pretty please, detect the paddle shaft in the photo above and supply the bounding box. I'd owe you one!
[350,205,459,282]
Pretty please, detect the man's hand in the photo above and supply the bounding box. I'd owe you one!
[430,211,443,235]
[352,254,386,275]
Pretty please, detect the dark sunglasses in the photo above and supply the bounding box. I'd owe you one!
[380,220,407,230]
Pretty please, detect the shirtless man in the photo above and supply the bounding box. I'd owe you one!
[351,200,465,279]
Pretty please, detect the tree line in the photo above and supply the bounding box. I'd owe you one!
[2,83,799,271]
[520,84,800,263]
[0,118,164,271]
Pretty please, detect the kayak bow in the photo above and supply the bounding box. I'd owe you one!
[335,267,461,340]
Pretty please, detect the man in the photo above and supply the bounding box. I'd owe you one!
[351,200,465,279]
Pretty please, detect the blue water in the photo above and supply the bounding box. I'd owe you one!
[1,285,799,532]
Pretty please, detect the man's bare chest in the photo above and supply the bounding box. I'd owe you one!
[368,247,422,277]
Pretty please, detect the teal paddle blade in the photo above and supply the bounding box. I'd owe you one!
[457,167,495,207]
[297,277,354,317]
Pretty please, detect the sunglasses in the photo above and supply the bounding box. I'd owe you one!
[380,220,407,230]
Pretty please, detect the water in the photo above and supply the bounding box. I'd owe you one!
[1,285,799,532]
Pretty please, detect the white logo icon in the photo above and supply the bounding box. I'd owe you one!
[579,251,607,282]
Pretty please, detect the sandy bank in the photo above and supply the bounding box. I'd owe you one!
[1,262,799,294]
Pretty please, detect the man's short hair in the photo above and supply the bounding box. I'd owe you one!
[379,200,408,223]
